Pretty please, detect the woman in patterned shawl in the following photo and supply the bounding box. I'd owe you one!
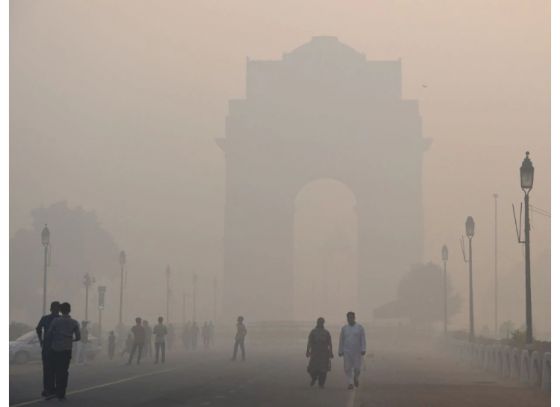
[306,317,334,388]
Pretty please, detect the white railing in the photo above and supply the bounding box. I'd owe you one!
[444,339,549,393]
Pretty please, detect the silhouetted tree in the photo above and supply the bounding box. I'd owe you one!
[375,262,461,327]
[10,202,120,324]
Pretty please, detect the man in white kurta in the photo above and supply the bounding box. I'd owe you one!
[338,312,366,389]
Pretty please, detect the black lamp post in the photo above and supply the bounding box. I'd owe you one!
[465,216,475,342]
[166,265,171,323]
[520,152,534,344]
[98,285,106,345]
[441,245,449,335]
[118,251,126,328]
[41,224,50,315]
[193,273,198,322]
[83,273,96,322]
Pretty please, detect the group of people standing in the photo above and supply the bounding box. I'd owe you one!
[120,316,169,365]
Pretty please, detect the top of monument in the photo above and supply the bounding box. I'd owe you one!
[283,36,366,62]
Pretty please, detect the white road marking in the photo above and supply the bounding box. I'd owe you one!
[10,367,180,407]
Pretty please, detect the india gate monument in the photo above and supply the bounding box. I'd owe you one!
[218,37,430,321]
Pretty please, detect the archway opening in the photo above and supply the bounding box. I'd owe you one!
[293,178,358,323]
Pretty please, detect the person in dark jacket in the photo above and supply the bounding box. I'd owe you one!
[36,301,60,397]
[306,317,334,388]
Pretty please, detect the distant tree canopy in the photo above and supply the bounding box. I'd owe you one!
[374,262,461,326]
[10,202,121,324]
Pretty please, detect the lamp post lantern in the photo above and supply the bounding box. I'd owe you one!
[441,244,449,335]
[465,216,475,342]
[118,251,126,328]
[41,224,50,315]
[520,152,534,344]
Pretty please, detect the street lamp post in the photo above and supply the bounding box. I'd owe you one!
[213,277,217,323]
[166,265,171,323]
[98,286,106,345]
[83,273,95,322]
[41,224,50,315]
[465,216,475,342]
[182,289,186,325]
[193,273,198,322]
[441,245,449,336]
[519,152,534,344]
[493,193,499,338]
[118,251,126,329]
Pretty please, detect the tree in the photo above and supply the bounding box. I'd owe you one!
[10,202,120,324]
[375,262,461,326]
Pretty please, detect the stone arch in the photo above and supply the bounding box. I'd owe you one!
[220,37,428,321]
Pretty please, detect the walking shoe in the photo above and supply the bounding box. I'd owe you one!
[347,384,354,390]
[310,377,316,387]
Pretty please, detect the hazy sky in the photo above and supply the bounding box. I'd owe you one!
[10,1,550,330]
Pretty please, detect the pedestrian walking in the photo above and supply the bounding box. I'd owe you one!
[338,312,366,390]
[306,317,333,388]
[231,316,247,361]
[108,331,116,360]
[35,301,60,397]
[127,317,146,365]
[143,320,153,357]
[45,302,81,400]
[153,316,168,364]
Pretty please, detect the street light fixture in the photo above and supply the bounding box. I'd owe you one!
[41,224,50,315]
[441,244,448,336]
[519,152,534,344]
[465,216,475,342]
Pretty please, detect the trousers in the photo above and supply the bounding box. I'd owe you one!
[343,353,362,384]
[155,342,166,363]
[128,343,144,364]
[232,338,245,360]
[52,350,72,398]
[41,348,56,394]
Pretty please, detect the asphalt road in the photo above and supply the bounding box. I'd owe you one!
[9,342,550,407]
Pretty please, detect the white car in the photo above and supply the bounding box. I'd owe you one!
[10,331,101,364]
